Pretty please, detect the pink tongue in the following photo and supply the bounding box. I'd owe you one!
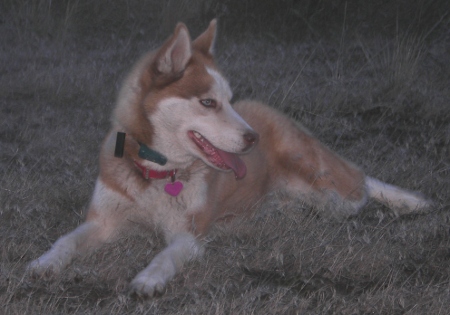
[217,150,247,180]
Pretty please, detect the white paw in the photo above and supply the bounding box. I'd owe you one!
[27,256,62,280]
[129,273,167,297]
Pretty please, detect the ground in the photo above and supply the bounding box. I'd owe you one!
[1,1,449,314]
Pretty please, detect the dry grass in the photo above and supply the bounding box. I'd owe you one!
[1,0,449,314]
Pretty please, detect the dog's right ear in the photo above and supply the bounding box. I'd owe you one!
[153,23,192,77]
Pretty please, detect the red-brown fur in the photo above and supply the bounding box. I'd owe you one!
[183,100,367,236]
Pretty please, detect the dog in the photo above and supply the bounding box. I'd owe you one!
[28,20,431,297]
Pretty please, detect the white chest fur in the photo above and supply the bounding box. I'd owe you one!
[93,166,209,241]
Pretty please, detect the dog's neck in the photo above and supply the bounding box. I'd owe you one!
[114,131,178,180]
[133,160,177,180]
[135,143,177,180]
[137,142,168,166]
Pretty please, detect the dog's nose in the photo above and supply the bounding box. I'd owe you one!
[243,130,259,151]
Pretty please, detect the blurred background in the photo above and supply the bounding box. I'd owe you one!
[1,0,448,41]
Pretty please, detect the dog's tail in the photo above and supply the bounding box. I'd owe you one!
[365,176,432,215]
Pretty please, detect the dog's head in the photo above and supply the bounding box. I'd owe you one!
[115,20,258,179]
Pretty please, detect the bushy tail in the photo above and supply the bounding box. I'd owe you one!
[366,176,432,215]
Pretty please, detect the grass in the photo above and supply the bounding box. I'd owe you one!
[1,0,449,314]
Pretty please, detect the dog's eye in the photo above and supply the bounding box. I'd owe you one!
[199,99,216,108]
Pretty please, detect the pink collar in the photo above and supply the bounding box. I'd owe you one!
[134,160,177,180]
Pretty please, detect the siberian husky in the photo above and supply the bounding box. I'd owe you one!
[28,20,430,297]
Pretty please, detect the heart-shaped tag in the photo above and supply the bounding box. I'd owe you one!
[164,181,183,196]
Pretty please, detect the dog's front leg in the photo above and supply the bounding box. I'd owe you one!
[27,179,126,279]
[27,220,115,279]
[129,232,203,297]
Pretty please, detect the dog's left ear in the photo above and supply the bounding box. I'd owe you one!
[193,19,217,56]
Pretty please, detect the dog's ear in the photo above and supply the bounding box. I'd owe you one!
[193,19,217,56]
[154,23,192,76]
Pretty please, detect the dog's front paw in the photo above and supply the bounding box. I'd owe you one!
[129,273,167,298]
[26,257,62,280]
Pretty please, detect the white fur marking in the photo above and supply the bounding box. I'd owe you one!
[149,91,254,170]
[366,176,430,214]
[130,233,203,296]
[27,222,99,277]
[206,67,233,101]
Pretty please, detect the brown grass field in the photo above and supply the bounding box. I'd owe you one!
[1,0,449,314]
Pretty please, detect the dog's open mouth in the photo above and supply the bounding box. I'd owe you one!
[188,130,247,180]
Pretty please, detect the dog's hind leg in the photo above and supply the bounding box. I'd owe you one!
[235,101,368,219]
[272,128,368,219]
[365,176,432,215]
[129,232,203,297]
[27,179,128,279]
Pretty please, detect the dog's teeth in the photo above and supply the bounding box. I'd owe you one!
[193,131,201,139]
